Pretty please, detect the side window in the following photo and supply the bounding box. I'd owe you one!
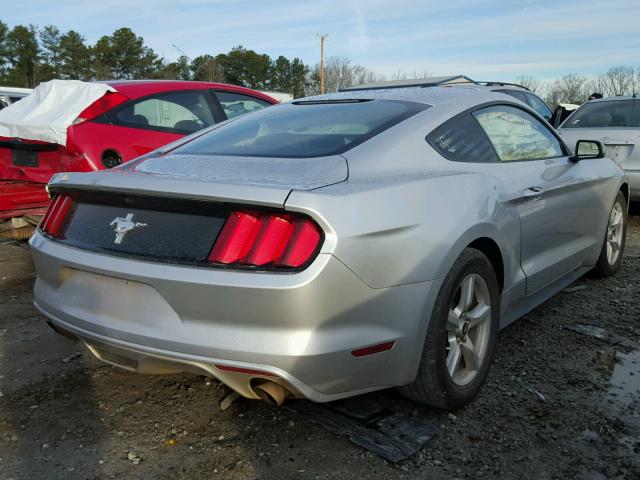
[215,91,271,120]
[473,105,565,162]
[111,90,216,134]
[428,113,499,163]
[525,93,553,121]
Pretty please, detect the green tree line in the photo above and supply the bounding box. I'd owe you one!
[0,22,309,97]
[2,21,639,106]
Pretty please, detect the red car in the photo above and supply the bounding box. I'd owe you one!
[0,80,277,238]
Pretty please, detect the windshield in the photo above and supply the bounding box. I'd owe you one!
[174,99,428,158]
[563,99,637,128]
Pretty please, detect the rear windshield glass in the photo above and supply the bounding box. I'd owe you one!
[563,100,636,128]
[174,100,428,158]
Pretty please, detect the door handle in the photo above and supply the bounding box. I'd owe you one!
[522,186,544,200]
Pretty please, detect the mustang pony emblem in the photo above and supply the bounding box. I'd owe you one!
[110,213,147,244]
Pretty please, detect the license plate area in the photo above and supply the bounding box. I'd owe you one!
[60,196,227,264]
[12,149,38,167]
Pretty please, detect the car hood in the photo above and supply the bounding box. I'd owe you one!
[48,153,349,208]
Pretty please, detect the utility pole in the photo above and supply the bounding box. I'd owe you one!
[317,34,329,94]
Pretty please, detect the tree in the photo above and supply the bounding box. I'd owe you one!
[306,56,378,95]
[58,31,91,80]
[386,69,432,81]
[0,21,10,81]
[216,46,271,89]
[191,54,225,82]
[92,28,159,80]
[545,74,588,109]
[38,25,61,81]
[515,75,541,94]
[602,66,636,96]
[158,55,191,80]
[5,24,39,87]
[269,56,307,97]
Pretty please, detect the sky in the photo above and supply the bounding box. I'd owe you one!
[4,0,640,82]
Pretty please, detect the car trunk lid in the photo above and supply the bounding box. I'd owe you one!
[45,153,347,264]
[50,152,349,207]
[558,128,638,168]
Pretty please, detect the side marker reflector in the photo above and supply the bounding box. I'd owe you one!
[351,341,396,357]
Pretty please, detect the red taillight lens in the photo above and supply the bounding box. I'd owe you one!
[208,210,322,269]
[40,194,74,238]
[73,91,128,124]
[208,211,262,264]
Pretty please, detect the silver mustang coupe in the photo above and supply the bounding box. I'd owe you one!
[30,86,628,410]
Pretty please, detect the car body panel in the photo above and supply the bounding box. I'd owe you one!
[558,97,640,199]
[0,81,278,221]
[559,126,640,198]
[31,232,435,400]
[30,86,628,402]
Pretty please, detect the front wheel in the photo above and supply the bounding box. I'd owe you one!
[399,248,499,409]
[591,191,627,277]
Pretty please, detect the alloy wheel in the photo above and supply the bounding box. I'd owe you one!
[446,274,492,386]
[606,202,624,266]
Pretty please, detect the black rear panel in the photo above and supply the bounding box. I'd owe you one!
[57,191,227,264]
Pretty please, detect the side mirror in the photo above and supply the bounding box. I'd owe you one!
[572,140,605,161]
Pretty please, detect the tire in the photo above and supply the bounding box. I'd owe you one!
[400,248,499,409]
[591,191,627,278]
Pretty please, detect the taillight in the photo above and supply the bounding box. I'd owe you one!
[40,194,74,238]
[208,210,322,269]
[72,91,128,124]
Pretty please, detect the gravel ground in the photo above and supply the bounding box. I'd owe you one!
[1,218,639,480]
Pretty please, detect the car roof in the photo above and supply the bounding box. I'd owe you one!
[586,95,637,103]
[299,85,508,107]
[486,85,529,93]
[104,80,278,103]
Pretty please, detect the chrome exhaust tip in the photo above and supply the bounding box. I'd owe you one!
[253,381,290,407]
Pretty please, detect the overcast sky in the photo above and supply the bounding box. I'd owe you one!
[5,0,640,81]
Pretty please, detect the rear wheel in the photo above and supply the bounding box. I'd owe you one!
[400,248,499,409]
[591,191,627,277]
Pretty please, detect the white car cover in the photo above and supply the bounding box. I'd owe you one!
[0,79,116,146]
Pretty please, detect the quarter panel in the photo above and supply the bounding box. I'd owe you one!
[286,172,522,290]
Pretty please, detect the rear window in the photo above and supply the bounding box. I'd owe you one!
[175,99,428,158]
[563,100,636,128]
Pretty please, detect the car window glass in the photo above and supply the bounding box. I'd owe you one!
[563,100,635,128]
[474,105,564,161]
[496,89,527,102]
[216,91,271,119]
[428,114,499,163]
[525,93,553,121]
[112,91,215,134]
[176,100,427,158]
[9,96,24,103]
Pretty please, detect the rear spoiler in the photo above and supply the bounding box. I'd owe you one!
[0,138,58,151]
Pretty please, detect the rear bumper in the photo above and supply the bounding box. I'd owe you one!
[0,181,48,219]
[30,231,437,402]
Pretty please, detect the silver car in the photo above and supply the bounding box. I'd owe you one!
[30,86,628,410]
[558,96,640,201]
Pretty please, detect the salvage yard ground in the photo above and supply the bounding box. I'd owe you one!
[1,218,640,480]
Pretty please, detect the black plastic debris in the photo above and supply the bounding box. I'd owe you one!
[563,324,635,348]
[562,285,587,293]
[286,398,438,463]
